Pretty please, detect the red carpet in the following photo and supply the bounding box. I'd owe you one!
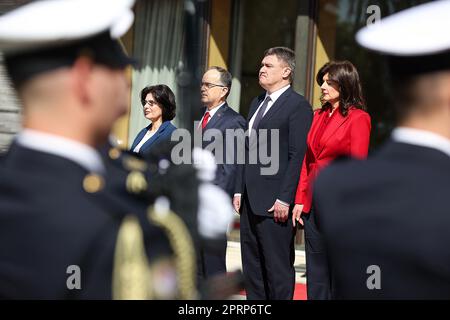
[239,283,307,300]
[293,283,307,300]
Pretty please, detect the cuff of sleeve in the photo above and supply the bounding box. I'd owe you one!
[276,199,290,207]
[234,193,242,198]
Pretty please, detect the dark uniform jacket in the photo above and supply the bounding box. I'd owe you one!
[0,142,180,299]
[314,141,450,299]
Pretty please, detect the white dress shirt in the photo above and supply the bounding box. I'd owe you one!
[248,84,291,137]
[392,127,450,158]
[199,102,225,129]
[234,85,291,207]
[16,129,105,174]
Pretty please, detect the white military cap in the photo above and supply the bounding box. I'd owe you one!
[356,0,450,56]
[0,0,135,53]
[0,0,136,88]
[356,0,450,78]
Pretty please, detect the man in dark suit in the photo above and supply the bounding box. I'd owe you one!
[313,1,450,299]
[0,0,197,299]
[233,47,313,299]
[197,66,246,280]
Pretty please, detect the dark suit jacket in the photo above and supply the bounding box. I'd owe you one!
[202,103,246,197]
[314,141,450,299]
[0,143,172,299]
[235,87,313,216]
[130,121,176,155]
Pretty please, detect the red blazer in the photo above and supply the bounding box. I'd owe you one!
[294,107,371,213]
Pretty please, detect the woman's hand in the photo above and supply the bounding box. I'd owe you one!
[292,204,304,227]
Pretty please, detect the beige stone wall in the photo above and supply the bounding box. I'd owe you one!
[0,1,31,152]
[0,55,21,152]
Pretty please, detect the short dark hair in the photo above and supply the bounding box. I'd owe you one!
[264,47,296,82]
[316,60,366,116]
[392,72,449,122]
[140,84,176,121]
[389,51,450,122]
[207,66,232,98]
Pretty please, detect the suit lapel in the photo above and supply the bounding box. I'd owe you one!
[141,122,170,152]
[245,89,291,148]
[257,87,292,127]
[308,110,327,152]
[317,110,349,156]
[248,95,265,121]
[205,104,227,130]
[131,126,149,150]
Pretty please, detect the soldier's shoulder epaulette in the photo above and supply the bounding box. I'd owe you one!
[107,146,149,172]
[104,146,153,197]
[100,144,199,299]
[121,153,148,172]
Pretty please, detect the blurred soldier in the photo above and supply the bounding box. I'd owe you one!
[0,0,196,299]
[314,1,450,299]
[100,141,199,300]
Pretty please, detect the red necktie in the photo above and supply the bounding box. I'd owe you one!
[201,111,210,130]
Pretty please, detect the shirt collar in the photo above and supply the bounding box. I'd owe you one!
[392,127,450,158]
[16,129,106,174]
[265,84,290,104]
[204,101,225,118]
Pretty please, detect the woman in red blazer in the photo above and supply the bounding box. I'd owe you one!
[292,61,371,300]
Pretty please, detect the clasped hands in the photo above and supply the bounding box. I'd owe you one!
[233,195,305,227]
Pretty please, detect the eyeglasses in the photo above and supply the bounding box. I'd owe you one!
[143,100,158,107]
[200,82,227,89]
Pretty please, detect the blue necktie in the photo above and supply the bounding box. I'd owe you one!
[251,96,271,132]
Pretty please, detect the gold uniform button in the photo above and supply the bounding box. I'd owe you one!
[123,156,148,172]
[83,174,104,193]
[109,148,121,160]
[126,171,148,194]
